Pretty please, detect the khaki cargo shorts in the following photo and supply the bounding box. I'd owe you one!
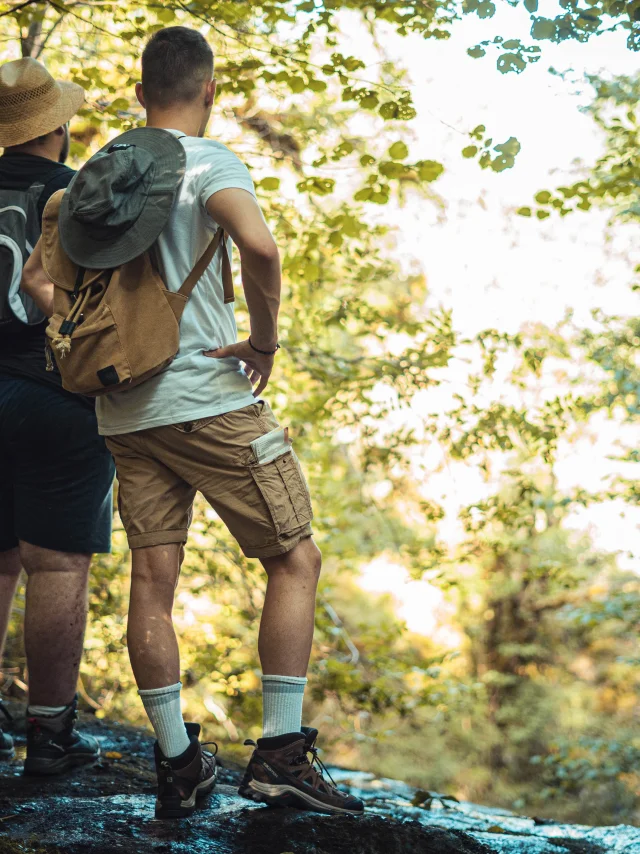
[105,401,313,558]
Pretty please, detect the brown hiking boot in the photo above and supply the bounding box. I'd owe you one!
[154,722,218,819]
[239,726,364,815]
[24,696,100,775]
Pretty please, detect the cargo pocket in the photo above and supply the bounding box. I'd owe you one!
[250,449,313,537]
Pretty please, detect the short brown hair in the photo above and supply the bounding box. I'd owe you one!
[141,27,214,107]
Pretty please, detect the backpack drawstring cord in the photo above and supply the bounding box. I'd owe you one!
[51,270,90,359]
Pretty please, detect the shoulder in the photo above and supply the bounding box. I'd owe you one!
[37,165,74,216]
[183,138,249,171]
[183,138,255,202]
[43,164,75,192]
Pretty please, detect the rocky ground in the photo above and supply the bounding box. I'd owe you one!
[0,703,639,854]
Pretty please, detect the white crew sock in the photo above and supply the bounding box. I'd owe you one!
[138,682,190,758]
[262,674,307,738]
[27,704,67,717]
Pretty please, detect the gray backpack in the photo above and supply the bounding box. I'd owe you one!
[0,182,48,328]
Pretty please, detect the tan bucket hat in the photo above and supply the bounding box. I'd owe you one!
[0,58,84,148]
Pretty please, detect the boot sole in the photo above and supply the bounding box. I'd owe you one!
[240,780,364,815]
[23,749,100,776]
[155,769,218,819]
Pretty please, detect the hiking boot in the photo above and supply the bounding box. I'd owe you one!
[154,722,218,819]
[239,726,364,815]
[24,695,100,775]
[0,701,14,760]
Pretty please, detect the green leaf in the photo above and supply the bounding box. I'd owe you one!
[535,190,552,204]
[467,46,486,59]
[379,161,407,179]
[260,177,281,191]
[304,262,320,280]
[524,0,538,11]
[388,141,409,160]
[517,207,532,217]
[308,79,327,92]
[417,160,444,182]
[502,39,521,49]
[360,154,376,167]
[462,145,479,158]
[379,101,399,120]
[288,76,306,93]
[494,137,521,156]
[536,210,551,219]
[354,187,373,202]
[297,177,335,196]
[360,95,379,110]
[476,0,496,18]
[531,18,556,40]
[497,53,527,74]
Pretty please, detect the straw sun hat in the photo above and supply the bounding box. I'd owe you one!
[0,58,84,148]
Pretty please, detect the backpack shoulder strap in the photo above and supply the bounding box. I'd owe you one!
[177,227,234,304]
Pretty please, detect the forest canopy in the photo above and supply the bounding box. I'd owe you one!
[2,0,640,826]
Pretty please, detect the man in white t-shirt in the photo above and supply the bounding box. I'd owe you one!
[100,28,363,818]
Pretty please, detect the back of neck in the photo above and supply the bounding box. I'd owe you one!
[4,143,57,162]
[145,109,203,139]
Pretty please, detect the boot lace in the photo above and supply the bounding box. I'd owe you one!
[295,743,338,790]
[201,740,219,759]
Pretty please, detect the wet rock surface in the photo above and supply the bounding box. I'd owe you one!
[0,705,638,853]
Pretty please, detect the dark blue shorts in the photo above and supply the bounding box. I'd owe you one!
[0,376,115,554]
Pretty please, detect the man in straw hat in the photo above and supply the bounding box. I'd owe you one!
[0,58,114,774]
[38,25,364,818]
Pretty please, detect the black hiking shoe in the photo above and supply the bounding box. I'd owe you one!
[154,722,218,819]
[24,695,100,775]
[0,701,14,760]
[239,726,364,815]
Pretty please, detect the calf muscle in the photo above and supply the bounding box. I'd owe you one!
[20,543,91,706]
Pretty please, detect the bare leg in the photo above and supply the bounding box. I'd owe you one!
[127,544,183,690]
[259,537,321,677]
[0,548,22,663]
[127,538,320,687]
[20,542,91,707]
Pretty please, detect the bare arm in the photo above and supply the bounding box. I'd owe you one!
[205,188,280,349]
[203,188,281,395]
[21,239,54,318]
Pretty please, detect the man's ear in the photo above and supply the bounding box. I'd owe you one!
[135,82,146,109]
[205,79,216,108]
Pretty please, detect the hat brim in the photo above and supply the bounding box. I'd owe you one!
[58,127,186,269]
[0,80,84,148]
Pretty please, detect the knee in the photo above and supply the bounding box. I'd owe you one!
[130,544,182,590]
[19,543,91,577]
[263,537,322,585]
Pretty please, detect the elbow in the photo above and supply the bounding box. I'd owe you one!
[20,269,35,298]
[240,236,280,265]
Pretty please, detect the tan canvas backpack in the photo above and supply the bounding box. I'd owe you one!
[40,189,233,396]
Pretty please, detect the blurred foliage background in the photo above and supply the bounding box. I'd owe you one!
[2,0,640,828]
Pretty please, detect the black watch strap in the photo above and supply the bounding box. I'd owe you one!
[249,338,280,356]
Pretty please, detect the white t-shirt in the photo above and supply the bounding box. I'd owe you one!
[96,133,257,436]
